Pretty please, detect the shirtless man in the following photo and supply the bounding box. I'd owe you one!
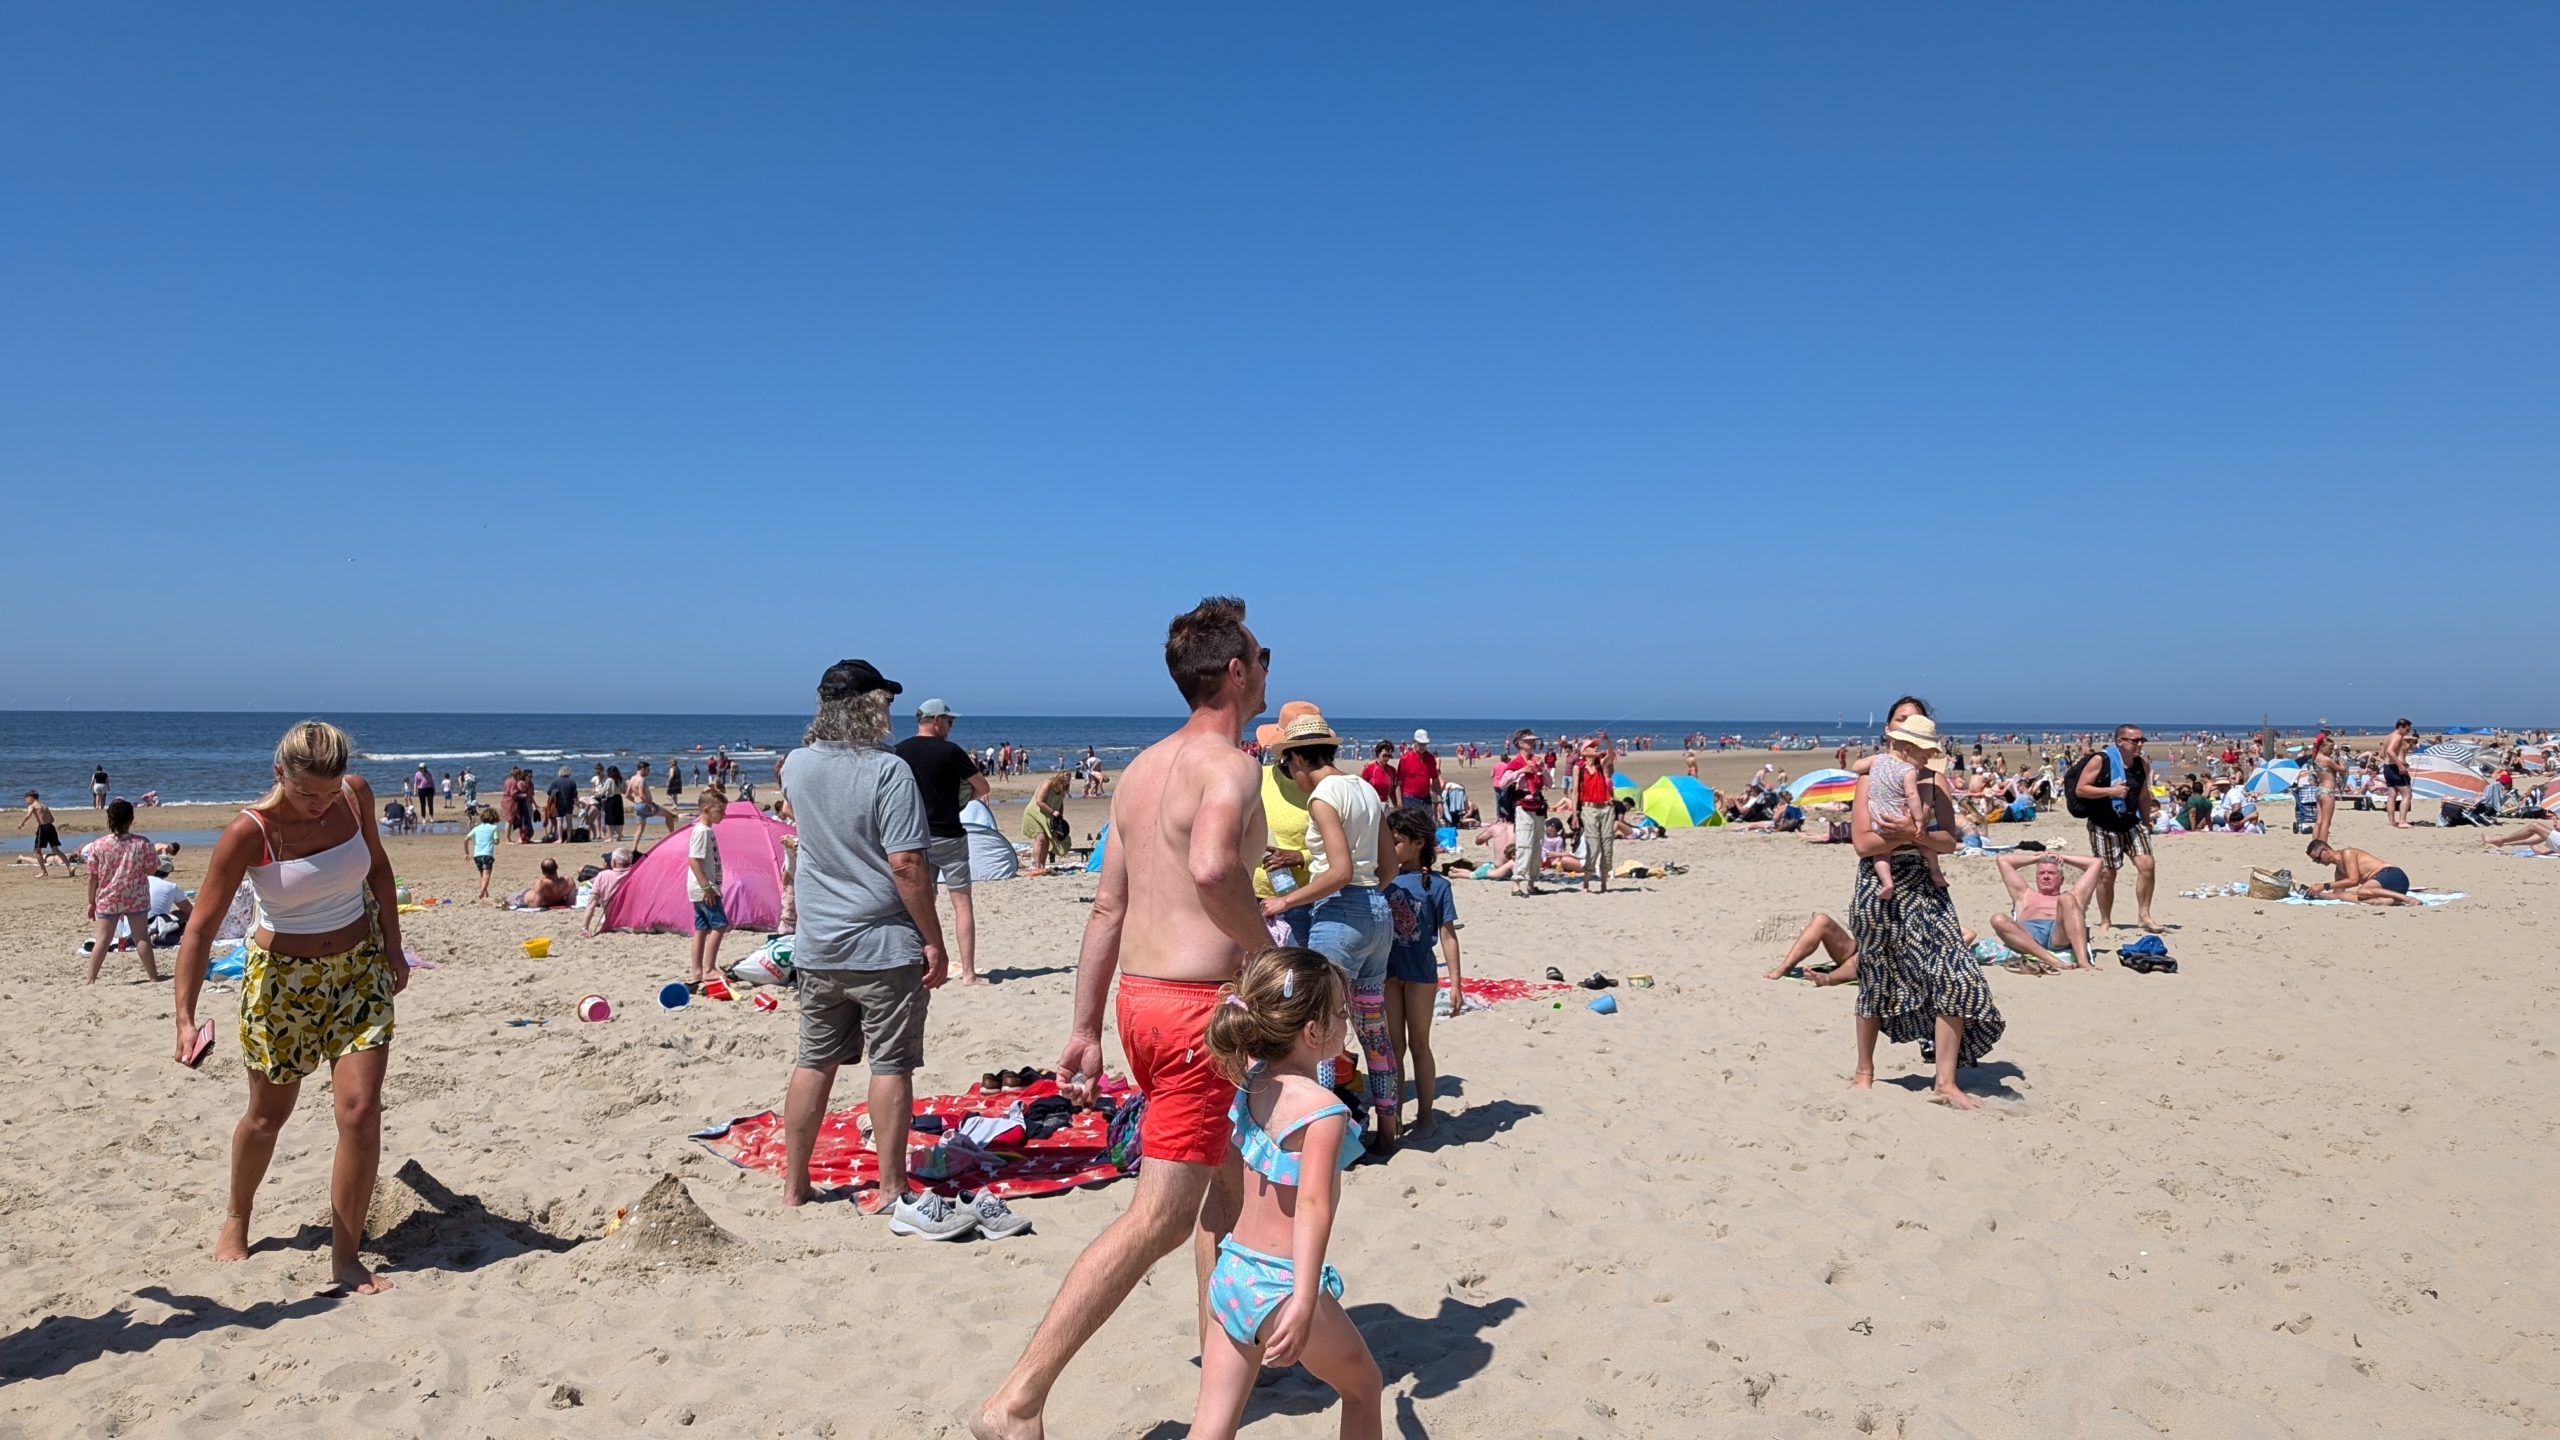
[2379,718,2417,829]
[972,597,1272,1440]
[1987,852,2103,970]
[2303,839,2421,906]
[626,761,673,843]
[18,791,69,877]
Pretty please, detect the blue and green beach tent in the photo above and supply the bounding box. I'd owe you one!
[1612,770,1642,801]
[1642,775,1717,829]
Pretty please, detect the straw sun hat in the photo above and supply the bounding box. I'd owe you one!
[1261,706,1340,753]
[1885,714,1946,755]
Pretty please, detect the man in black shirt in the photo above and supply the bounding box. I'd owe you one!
[546,766,583,843]
[2072,723,2161,933]
[894,699,992,985]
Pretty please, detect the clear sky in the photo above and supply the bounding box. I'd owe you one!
[5,6,2553,725]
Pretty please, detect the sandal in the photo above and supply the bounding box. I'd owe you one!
[1544,966,1567,982]
[1577,973,1617,989]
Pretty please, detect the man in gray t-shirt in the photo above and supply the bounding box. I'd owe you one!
[774,658,982,1241]
[786,739,931,972]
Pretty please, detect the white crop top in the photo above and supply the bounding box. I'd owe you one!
[1306,773,1383,888]
[243,795,373,935]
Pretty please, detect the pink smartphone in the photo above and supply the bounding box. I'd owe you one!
[182,1020,216,1069]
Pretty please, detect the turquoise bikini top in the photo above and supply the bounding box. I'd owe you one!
[1229,1079,1365,1186]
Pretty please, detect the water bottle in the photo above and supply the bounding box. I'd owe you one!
[1268,867,1298,896]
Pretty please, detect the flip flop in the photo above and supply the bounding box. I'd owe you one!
[1544,967,1567,982]
[181,1020,216,1069]
[1577,973,1617,989]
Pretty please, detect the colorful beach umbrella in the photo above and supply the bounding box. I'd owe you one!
[1642,775,1718,829]
[1612,770,1642,800]
[2420,740,2484,767]
[2242,761,2301,795]
[2405,755,2487,805]
[1788,768,1858,807]
[2517,745,2547,773]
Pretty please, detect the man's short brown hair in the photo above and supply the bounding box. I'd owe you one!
[1165,596,1251,708]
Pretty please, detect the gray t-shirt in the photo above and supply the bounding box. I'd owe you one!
[779,740,930,971]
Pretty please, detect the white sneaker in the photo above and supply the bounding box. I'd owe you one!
[960,1189,1032,1238]
[887,1190,978,1241]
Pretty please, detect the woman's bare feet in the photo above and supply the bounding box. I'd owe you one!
[1849,1068,1874,1089]
[1413,1107,1439,1138]
[1930,1084,1982,1110]
[214,1215,253,1262]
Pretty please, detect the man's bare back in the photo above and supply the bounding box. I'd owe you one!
[1106,725,1268,984]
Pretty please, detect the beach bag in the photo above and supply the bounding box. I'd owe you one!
[2246,867,2293,901]
[728,935,795,987]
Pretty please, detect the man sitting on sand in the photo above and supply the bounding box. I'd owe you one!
[2303,839,2422,906]
[503,857,579,910]
[1985,852,2103,970]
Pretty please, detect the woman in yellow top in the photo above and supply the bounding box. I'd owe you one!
[1253,701,1322,946]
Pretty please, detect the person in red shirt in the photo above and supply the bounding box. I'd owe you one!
[1497,729,1549,896]
[1395,731,1441,812]
[1572,741,1619,893]
[1359,741,1398,803]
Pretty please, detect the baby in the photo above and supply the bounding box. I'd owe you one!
[1867,724,1946,898]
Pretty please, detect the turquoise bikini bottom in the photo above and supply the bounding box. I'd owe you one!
[1206,1235,1345,1346]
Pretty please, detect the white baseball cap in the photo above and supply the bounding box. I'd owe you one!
[916,698,960,719]
[1413,729,1431,745]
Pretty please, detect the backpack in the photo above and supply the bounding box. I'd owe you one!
[2066,752,2143,831]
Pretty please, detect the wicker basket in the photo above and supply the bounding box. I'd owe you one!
[2246,867,2293,901]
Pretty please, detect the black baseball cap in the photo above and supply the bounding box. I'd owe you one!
[818,659,902,700]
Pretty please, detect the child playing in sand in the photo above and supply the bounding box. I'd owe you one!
[1866,720,1945,898]
[1191,947,1383,1440]
[465,806,501,904]
[1383,808,1463,1137]
[687,787,729,985]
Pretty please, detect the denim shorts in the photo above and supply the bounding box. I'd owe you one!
[1308,885,1392,988]
[693,898,730,932]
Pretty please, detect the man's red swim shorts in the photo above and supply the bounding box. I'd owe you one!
[1116,975,1235,1166]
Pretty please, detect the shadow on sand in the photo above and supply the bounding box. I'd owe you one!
[1136,1293,1525,1437]
[1,1160,586,1385]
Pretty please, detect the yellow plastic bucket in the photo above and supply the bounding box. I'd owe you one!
[522,937,552,959]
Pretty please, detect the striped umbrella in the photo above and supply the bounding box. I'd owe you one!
[2421,740,2485,767]
[2242,761,2301,795]
[2518,745,2547,774]
[1788,768,1859,807]
[2405,754,2487,805]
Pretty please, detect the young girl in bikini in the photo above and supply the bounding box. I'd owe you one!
[1191,947,1383,1440]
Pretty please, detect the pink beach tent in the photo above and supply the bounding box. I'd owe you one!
[602,808,795,934]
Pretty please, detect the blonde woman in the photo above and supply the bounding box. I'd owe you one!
[174,721,407,1295]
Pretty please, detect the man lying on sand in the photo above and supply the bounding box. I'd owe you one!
[2481,820,2559,855]
[2302,840,2422,906]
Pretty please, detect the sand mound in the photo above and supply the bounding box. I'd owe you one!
[596,1173,736,1271]
[310,1159,581,1266]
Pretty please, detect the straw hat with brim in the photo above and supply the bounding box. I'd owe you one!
[1269,711,1340,752]
[1885,715,1945,754]
[1255,700,1323,750]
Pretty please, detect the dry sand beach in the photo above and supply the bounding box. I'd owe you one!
[4,755,2557,1437]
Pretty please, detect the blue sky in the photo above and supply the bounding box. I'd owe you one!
[5,6,2553,725]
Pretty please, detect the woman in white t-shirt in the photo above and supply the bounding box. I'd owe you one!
[1258,708,1405,1152]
